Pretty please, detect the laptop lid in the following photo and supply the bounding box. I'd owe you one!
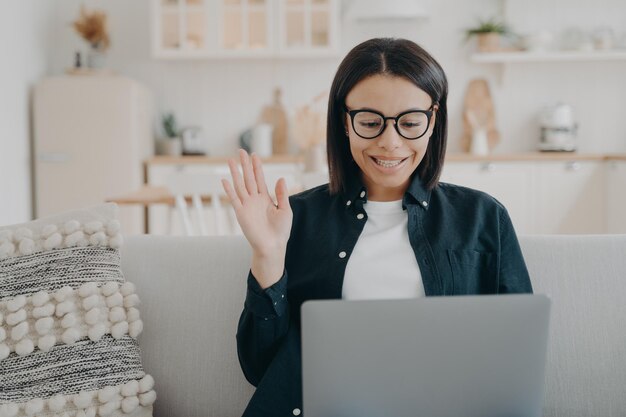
[301,294,551,417]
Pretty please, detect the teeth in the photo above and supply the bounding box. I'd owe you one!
[374,158,404,168]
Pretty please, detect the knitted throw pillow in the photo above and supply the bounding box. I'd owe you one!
[0,203,155,417]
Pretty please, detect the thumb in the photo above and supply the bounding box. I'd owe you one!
[275,178,290,210]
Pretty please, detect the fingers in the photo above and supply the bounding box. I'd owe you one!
[239,149,258,195]
[251,153,270,195]
[228,150,287,212]
[275,178,291,211]
[228,158,248,202]
[221,179,242,210]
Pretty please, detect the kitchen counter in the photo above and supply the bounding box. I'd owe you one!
[146,153,626,165]
[444,152,626,162]
[137,152,626,235]
[147,155,304,164]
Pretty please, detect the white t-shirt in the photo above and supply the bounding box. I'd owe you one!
[342,199,425,300]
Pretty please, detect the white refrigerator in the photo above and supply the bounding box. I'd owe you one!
[33,74,153,235]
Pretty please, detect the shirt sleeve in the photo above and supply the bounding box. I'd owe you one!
[236,269,290,387]
[498,207,534,294]
[245,270,289,318]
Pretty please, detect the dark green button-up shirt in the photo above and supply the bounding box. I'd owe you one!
[237,173,533,417]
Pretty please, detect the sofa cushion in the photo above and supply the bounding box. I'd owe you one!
[0,203,155,417]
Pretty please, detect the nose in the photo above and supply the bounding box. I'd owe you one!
[376,120,403,150]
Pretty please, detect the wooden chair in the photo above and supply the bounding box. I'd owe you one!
[165,170,238,236]
[166,165,304,236]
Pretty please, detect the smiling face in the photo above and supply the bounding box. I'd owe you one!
[344,74,437,202]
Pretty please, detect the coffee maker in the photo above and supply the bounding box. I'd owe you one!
[539,103,578,152]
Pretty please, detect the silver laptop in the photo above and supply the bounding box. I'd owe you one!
[301,294,551,417]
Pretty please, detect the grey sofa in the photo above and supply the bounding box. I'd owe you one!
[121,235,626,417]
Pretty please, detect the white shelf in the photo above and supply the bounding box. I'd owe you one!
[185,5,206,12]
[471,50,626,63]
[161,5,180,13]
[154,49,270,59]
[160,4,205,12]
[153,49,338,59]
[222,4,267,11]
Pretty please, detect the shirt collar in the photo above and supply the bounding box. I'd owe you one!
[343,171,432,211]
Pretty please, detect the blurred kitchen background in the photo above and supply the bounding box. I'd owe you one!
[2,0,626,236]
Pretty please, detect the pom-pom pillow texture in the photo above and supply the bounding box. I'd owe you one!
[0,203,155,417]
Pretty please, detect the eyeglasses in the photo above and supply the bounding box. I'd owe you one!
[344,105,437,140]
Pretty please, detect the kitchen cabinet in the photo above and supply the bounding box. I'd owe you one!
[606,160,626,233]
[220,0,273,54]
[277,0,339,57]
[152,0,339,58]
[442,158,609,235]
[155,0,210,54]
[440,161,535,234]
[154,0,274,57]
[535,161,605,234]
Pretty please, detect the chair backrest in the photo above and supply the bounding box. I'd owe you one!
[165,171,237,236]
[121,234,626,417]
[164,166,305,236]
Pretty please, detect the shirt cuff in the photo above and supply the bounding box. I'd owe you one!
[245,270,288,319]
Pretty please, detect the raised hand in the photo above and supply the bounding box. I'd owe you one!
[222,149,293,288]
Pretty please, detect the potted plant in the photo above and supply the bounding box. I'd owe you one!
[157,113,183,156]
[465,17,510,53]
[73,6,110,69]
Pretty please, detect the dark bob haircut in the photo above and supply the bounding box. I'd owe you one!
[327,38,449,194]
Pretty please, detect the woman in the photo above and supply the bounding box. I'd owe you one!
[222,38,532,417]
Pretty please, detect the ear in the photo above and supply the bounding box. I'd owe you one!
[344,113,351,135]
[427,104,439,137]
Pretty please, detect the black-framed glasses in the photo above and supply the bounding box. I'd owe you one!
[344,105,437,140]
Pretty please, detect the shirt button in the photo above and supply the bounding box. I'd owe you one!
[281,294,285,298]
[422,201,428,207]
[356,213,364,220]
[360,191,366,198]
[338,251,347,259]
[293,408,301,416]
[346,200,351,206]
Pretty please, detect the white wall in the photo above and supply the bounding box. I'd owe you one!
[3,0,626,223]
[0,2,55,224]
[46,0,626,157]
